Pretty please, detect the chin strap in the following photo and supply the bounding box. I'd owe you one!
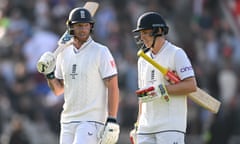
[151,34,162,48]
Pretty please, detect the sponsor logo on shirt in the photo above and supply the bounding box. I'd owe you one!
[180,66,192,73]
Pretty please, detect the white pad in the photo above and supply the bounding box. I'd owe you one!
[129,129,137,144]
[100,122,120,144]
[137,84,169,103]
[137,85,162,102]
[37,51,56,75]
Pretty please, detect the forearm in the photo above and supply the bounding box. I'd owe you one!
[108,83,119,118]
[108,89,119,118]
[105,75,119,118]
[47,78,64,96]
[166,77,197,95]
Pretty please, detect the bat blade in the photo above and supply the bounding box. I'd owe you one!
[138,49,221,113]
[189,88,221,113]
[84,1,99,16]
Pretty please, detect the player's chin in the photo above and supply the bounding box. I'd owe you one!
[76,35,89,42]
[144,43,151,48]
[142,41,150,48]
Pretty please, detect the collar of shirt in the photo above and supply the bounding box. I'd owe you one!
[73,36,93,53]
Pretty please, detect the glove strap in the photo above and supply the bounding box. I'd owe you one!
[158,84,169,102]
[46,71,55,79]
[106,117,117,123]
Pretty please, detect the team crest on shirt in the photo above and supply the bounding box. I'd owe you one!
[148,69,156,84]
[70,64,78,79]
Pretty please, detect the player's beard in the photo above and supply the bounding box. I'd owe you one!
[75,33,90,43]
[74,31,91,46]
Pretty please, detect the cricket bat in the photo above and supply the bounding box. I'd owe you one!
[54,1,99,57]
[137,49,221,114]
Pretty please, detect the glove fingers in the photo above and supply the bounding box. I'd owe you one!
[129,129,137,144]
[101,123,120,144]
[37,61,48,73]
[37,52,56,74]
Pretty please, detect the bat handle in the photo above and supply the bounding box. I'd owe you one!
[166,71,180,84]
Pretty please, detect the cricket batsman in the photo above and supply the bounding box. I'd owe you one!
[130,11,197,144]
[37,7,120,144]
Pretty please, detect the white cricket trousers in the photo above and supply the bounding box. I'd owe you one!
[137,131,185,144]
[60,121,104,144]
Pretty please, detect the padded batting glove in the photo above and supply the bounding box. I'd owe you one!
[136,84,170,103]
[100,117,120,144]
[37,52,56,79]
[129,122,138,144]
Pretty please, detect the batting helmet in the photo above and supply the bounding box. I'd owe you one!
[132,12,169,35]
[66,7,94,35]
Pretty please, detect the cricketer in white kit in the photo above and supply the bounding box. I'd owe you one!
[56,37,118,143]
[137,41,194,143]
[37,7,120,144]
[130,11,197,144]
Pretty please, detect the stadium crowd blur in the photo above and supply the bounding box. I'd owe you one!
[0,0,240,143]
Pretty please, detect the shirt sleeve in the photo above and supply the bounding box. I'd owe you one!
[54,53,63,79]
[99,47,118,79]
[174,49,195,80]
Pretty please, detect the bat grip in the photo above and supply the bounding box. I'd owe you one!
[166,71,180,84]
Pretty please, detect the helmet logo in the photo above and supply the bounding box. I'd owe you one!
[80,10,86,19]
[152,24,164,27]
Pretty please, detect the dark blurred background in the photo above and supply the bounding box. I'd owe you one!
[0,0,240,144]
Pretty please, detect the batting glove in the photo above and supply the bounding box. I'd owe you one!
[37,52,56,76]
[100,117,120,144]
[129,122,138,144]
[136,84,170,103]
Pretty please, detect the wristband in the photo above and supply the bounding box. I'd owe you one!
[46,71,55,79]
[158,84,169,102]
[106,117,117,123]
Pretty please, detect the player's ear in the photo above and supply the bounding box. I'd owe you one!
[90,23,94,33]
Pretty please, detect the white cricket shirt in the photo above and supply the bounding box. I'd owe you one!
[55,37,117,124]
[138,40,195,134]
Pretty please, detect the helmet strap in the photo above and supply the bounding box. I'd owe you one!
[150,27,162,48]
[151,34,162,48]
